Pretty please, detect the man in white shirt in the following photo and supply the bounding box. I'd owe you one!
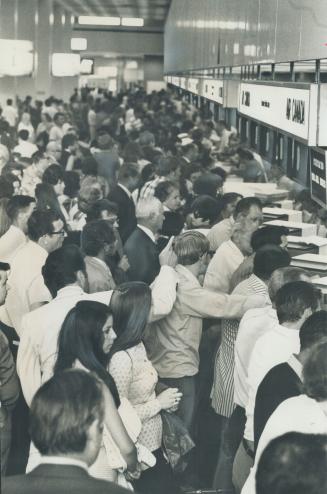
[13,130,38,158]
[233,280,320,492]
[3,209,66,335]
[234,266,311,411]
[204,226,252,294]
[49,112,65,145]
[146,231,267,433]
[2,99,18,129]
[0,195,35,263]
[207,197,262,253]
[17,243,178,406]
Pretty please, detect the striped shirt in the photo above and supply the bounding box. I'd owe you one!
[211,275,269,417]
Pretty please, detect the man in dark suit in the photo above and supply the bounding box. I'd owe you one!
[108,163,140,244]
[3,370,130,494]
[124,197,164,285]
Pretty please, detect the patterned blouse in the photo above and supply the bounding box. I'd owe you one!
[109,342,162,452]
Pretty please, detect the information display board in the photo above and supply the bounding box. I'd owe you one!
[238,82,318,145]
[310,148,327,207]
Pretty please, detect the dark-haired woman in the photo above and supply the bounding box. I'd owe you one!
[108,282,182,494]
[53,300,138,485]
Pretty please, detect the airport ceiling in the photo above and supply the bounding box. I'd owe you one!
[55,0,172,27]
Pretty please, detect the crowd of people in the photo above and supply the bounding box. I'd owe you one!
[0,86,326,494]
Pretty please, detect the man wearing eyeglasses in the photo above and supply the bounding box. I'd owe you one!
[1,209,66,336]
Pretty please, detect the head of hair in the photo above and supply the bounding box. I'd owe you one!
[54,112,64,123]
[139,130,155,147]
[190,195,220,225]
[81,220,115,257]
[109,282,151,359]
[42,244,85,297]
[81,156,98,177]
[275,281,320,324]
[62,133,76,149]
[35,183,65,224]
[29,370,104,456]
[234,197,262,219]
[0,261,10,272]
[156,156,179,177]
[27,209,60,242]
[219,192,243,212]
[18,129,29,141]
[302,339,327,401]
[6,195,35,222]
[0,176,14,199]
[78,182,103,214]
[63,171,80,198]
[54,301,119,405]
[299,310,327,352]
[173,231,209,265]
[268,267,310,302]
[6,98,13,106]
[87,199,118,223]
[117,163,139,184]
[136,196,162,221]
[237,147,254,161]
[193,173,222,198]
[256,432,327,494]
[251,225,289,251]
[0,197,11,236]
[154,180,177,203]
[253,245,290,280]
[42,164,64,186]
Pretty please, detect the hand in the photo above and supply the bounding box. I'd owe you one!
[166,404,179,413]
[157,388,182,411]
[125,462,142,481]
[159,236,177,268]
[118,255,130,272]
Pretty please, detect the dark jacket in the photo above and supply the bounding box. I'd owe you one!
[124,227,160,285]
[108,185,137,244]
[3,463,131,494]
[254,361,302,451]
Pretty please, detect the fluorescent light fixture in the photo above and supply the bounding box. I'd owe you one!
[126,61,138,69]
[97,66,118,77]
[121,17,144,27]
[71,37,87,51]
[78,15,120,26]
[0,40,34,76]
[52,53,80,77]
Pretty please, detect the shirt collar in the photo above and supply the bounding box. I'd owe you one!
[288,354,303,380]
[39,456,88,472]
[175,264,200,286]
[137,224,156,243]
[118,182,132,199]
[56,285,85,298]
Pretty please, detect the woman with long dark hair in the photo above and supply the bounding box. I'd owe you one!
[108,282,182,494]
[54,300,138,485]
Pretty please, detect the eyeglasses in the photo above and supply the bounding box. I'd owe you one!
[51,229,66,236]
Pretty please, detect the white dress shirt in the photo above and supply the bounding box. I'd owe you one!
[244,324,301,442]
[13,140,38,158]
[204,239,244,294]
[17,266,178,405]
[242,395,327,494]
[234,306,279,408]
[2,105,18,127]
[0,225,27,264]
[4,240,51,335]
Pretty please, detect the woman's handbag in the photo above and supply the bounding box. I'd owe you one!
[161,410,195,473]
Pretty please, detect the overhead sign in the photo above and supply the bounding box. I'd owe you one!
[238,82,318,144]
[171,76,180,87]
[180,77,186,89]
[201,79,224,104]
[187,78,199,94]
[310,148,327,207]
